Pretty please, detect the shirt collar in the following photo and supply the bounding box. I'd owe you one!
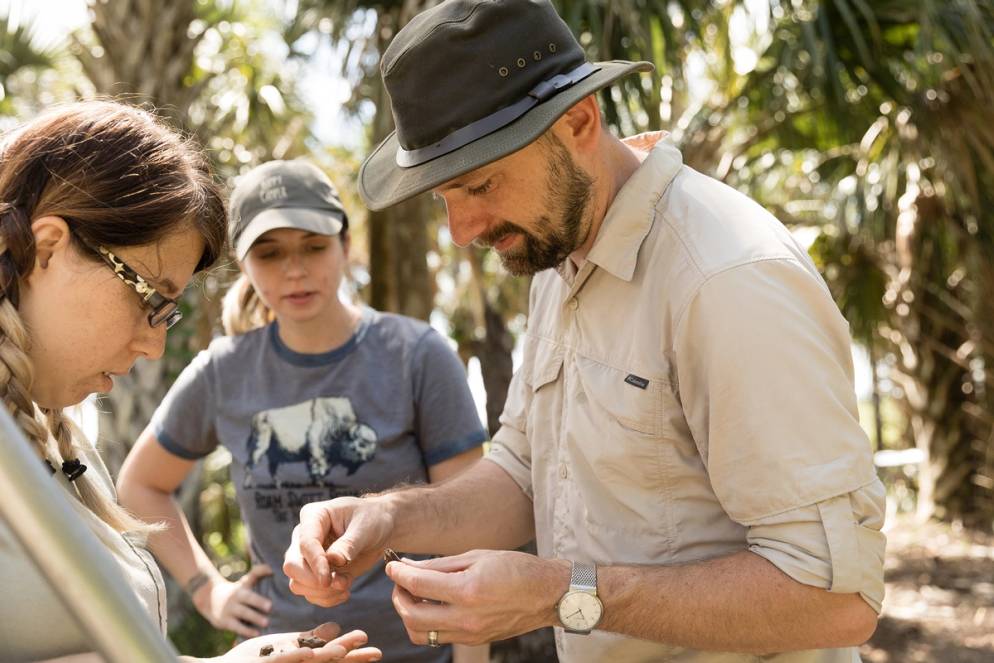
[577,132,684,283]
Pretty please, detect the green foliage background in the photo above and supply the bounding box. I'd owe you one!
[2,0,992,657]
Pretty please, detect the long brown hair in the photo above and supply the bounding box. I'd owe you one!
[0,100,226,534]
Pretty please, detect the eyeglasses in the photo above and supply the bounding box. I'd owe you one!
[75,235,183,329]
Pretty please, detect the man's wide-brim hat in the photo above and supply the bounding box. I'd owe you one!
[358,0,653,211]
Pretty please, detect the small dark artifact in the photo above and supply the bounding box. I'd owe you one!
[297,635,328,648]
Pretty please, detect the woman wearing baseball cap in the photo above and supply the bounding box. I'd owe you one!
[118,160,488,663]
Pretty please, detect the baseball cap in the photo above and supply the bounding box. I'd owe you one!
[229,160,348,260]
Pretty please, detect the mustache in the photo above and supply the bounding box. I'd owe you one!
[473,221,528,248]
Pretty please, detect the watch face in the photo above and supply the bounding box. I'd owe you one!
[558,591,603,631]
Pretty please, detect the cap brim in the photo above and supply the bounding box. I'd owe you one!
[234,207,344,260]
[358,60,654,211]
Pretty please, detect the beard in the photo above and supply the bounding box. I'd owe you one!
[475,133,594,276]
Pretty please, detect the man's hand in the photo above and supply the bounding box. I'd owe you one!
[283,497,394,607]
[386,550,570,646]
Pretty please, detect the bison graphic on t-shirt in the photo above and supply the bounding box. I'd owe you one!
[244,397,377,487]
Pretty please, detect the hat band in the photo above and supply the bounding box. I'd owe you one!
[395,61,599,168]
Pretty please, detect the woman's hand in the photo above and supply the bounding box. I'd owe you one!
[213,623,381,662]
[192,564,274,638]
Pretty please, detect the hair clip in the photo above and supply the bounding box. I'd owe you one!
[43,459,56,475]
[61,458,87,482]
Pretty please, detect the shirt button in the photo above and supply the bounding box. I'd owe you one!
[568,298,578,311]
[559,464,568,479]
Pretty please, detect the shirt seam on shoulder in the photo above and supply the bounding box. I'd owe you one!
[671,255,804,343]
[411,325,437,354]
[659,209,706,278]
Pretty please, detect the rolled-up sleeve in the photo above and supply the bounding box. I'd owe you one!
[747,479,886,611]
[485,367,535,499]
[674,257,886,612]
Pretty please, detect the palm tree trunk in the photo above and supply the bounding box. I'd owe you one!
[462,248,516,435]
[365,8,433,321]
[367,196,434,321]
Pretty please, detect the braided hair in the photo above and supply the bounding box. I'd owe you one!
[0,100,226,533]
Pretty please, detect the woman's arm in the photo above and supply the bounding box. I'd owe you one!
[117,427,223,592]
[118,428,272,638]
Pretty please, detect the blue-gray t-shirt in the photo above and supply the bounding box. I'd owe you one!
[151,307,487,663]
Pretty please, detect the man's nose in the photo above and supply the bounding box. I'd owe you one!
[446,204,492,248]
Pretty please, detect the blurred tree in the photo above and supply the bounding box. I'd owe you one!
[0,11,54,117]
[735,0,994,526]
[72,0,205,128]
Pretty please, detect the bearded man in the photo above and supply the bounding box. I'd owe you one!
[283,2,886,661]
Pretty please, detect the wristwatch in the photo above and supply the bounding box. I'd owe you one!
[556,561,604,634]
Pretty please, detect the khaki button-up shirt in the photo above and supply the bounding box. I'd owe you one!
[486,134,886,663]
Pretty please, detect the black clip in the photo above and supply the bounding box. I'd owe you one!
[61,458,87,482]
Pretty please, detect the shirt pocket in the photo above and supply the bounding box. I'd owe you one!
[522,334,565,391]
[569,355,675,545]
[574,354,663,435]
[521,335,566,445]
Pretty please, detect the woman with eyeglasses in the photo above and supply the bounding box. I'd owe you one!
[0,101,380,663]
[116,160,489,663]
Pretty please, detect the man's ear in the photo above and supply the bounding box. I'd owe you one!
[554,95,603,153]
[30,216,72,270]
